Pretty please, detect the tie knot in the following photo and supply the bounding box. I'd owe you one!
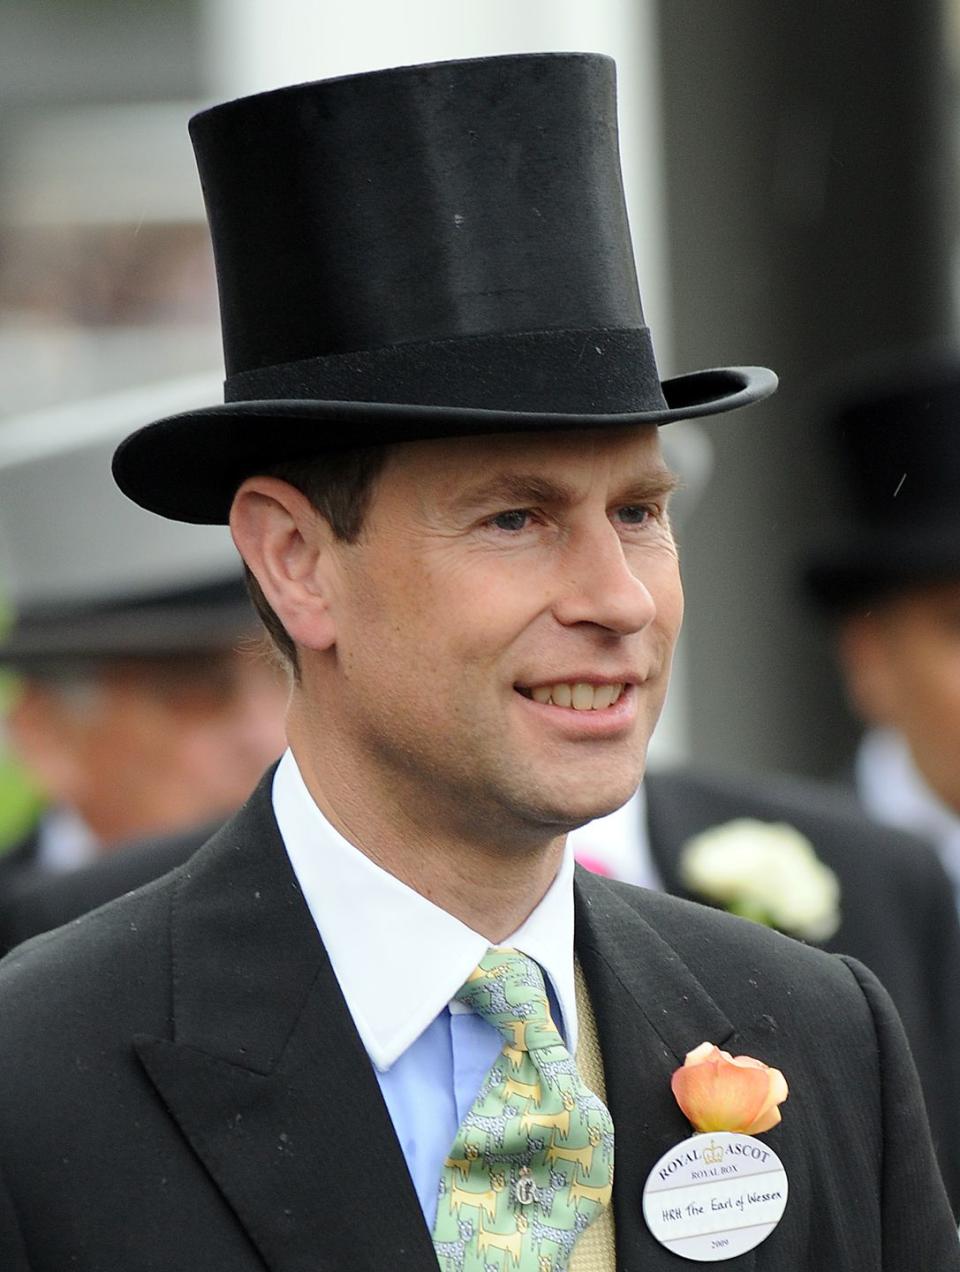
[455,948,563,1052]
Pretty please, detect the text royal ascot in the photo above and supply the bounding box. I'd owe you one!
[658,1138,772,1184]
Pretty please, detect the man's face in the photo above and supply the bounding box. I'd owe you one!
[841,580,960,812]
[312,426,683,840]
[8,651,287,846]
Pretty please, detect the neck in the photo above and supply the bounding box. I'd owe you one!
[286,712,566,942]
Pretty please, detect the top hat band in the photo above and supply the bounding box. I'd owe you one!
[224,326,667,415]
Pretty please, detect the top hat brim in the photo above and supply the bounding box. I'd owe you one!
[114,364,777,525]
[0,578,260,672]
[805,525,960,612]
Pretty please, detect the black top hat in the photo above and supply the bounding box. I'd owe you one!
[805,353,960,611]
[113,53,777,525]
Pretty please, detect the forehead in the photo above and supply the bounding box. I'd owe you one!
[376,425,672,503]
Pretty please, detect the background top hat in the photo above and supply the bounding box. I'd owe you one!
[0,376,259,672]
[113,52,776,525]
[804,351,960,612]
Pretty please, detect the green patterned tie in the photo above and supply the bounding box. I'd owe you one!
[431,948,615,1272]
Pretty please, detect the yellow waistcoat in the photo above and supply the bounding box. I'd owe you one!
[570,959,617,1272]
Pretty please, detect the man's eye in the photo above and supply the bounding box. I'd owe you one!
[490,509,530,532]
[616,504,651,526]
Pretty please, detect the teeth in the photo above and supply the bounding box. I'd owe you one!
[527,682,625,710]
[572,683,595,710]
[592,684,616,710]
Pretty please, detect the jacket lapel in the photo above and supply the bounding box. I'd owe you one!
[134,777,438,1272]
[574,867,756,1272]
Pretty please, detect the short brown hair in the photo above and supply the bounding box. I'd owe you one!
[242,445,392,676]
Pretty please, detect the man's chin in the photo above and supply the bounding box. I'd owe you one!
[525,776,643,833]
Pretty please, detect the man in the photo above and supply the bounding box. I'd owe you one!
[0,54,955,1270]
[0,382,287,898]
[805,355,960,909]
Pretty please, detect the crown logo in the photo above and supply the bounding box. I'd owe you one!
[703,1140,725,1166]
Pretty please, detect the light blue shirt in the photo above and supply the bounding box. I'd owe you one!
[271,749,577,1226]
[379,1002,519,1222]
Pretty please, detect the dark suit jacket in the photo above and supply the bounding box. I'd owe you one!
[0,821,218,954]
[0,773,957,1270]
[0,827,39,902]
[645,766,960,1213]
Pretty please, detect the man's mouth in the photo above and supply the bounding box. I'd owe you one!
[515,682,627,711]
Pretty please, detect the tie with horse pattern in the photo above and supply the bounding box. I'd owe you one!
[431,948,615,1271]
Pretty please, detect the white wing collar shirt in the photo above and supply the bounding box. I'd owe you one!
[272,748,578,1227]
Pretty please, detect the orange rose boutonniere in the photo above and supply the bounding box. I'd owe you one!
[645,1043,791,1257]
[671,1042,788,1135]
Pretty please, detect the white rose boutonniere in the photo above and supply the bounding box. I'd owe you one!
[679,819,841,942]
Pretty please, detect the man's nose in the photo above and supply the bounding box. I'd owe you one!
[552,521,659,635]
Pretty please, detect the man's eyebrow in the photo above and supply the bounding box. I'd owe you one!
[451,474,579,509]
[451,467,680,511]
[613,467,681,502]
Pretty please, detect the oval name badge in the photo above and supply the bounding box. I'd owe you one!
[642,1131,788,1262]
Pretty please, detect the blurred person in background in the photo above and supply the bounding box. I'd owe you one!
[0,580,286,891]
[0,380,287,899]
[804,355,960,912]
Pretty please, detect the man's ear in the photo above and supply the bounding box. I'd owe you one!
[230,477,338,652]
